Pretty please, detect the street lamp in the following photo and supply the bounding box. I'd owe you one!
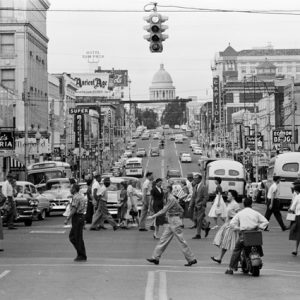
[128,78,132,140]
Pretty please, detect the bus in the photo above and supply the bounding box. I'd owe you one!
[125,157,144,178]
[27,161,72,185]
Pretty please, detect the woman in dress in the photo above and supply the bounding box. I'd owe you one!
[208,177,227,229]
[151,178,166,239]
[211,189,240,264]
[289,184,300,256]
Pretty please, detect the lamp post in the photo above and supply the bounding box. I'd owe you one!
[128,78,132,140]
[35,126,41,162]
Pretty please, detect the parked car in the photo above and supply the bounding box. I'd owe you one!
[124,150,133,158]
[0,182,36,226]
[112,166,123,177]
[180,153,192,163]
[136,148,147,157]
[0,181,50,221]
[166,169,181,179]
[150,147,160,157]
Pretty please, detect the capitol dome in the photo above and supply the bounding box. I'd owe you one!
[149,64,176,100]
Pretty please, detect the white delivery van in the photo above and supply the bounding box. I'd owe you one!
[267,152,300,208]
[205,159,246,201]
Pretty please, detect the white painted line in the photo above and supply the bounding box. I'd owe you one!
[161,156,165,178]
[0,270,10,279]
[145,271,155,300]
[159,271,168,300]
[30,231,66,234]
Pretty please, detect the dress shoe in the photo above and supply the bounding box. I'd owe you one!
[74,256,87,262]
[205,227,211,237]
[153,234,159,240]
[184,259,197,267]
[150,225,155,230]
[292,251,298,256]
[225,269,233,275]
[99,225,107,230]
[113,225,120,231]
[189,225,196,229]
[192,235,201,239]
[8,227,17,230]
[211,256,221,264]
[147,258,159,265]
[0,249,4,252]
[139,228,148,232]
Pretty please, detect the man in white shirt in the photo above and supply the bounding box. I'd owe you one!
[139,171,154,231]
[225,197,269,275]
[264,176,287,231]
[89,174,106,230]
[2,173,17,229]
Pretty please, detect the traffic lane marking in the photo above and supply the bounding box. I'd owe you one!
[0,270,10,279]
[30,231,66,234]
[145,271,155,300]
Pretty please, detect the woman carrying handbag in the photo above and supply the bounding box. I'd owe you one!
[208,177,227,229]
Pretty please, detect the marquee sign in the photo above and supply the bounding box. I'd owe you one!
[212,76,220,125]
[0,130,14,150]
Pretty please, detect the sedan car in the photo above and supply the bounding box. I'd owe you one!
[150,147,160,157]
[180,153,192,163]
[193,147,203,155]
[166,169,181,179]
[124,150,133,158]
[136,148,147,157]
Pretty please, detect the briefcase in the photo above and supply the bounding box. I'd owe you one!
[242,230,263,246]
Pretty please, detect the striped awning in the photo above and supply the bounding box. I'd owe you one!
[9,156,25,171]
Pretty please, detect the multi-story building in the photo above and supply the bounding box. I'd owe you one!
[0,0,50,133]
[211,44,300,153]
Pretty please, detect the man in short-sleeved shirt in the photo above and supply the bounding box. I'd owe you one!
[264,175,287,231]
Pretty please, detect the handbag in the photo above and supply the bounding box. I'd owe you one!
[286,213,296,221]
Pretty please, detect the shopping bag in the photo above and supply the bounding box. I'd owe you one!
[286,213,296,222]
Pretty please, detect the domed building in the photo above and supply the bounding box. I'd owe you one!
[149,64,176,100]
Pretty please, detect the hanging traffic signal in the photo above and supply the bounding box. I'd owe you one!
[143,12,168,53]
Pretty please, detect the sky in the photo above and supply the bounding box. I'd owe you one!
[47,0,300,101]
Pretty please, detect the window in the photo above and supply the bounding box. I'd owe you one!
[287,66,293,73]
[296,66,300,73]
[1,69,15,90]
[241,66,246,73]
[277,67,283,73]
[282,163,299,172]
[229,170,240,176]
[250,67,256,74]
[214,169,225,175]
[0,33,14,55]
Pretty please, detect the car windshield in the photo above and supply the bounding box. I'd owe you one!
[46,181,70,190]
[138,148,145,151]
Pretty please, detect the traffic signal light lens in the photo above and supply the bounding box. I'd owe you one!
[151,16,160,23]
[151,43,162,52]
[151,34,160,42]
[151,25,160,33]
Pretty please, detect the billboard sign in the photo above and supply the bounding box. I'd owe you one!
[245,135,264,151]
[71,73,110,97]
[272,129,293,143]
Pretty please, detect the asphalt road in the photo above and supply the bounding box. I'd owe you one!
[1,134,299,300]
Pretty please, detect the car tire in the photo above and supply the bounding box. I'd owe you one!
[24,219,32,227]
[46,210,51,217]
[38,209,46,220]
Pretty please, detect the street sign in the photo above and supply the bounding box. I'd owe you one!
[0,131,15,150]
[245,135,264,151]
[69,107,89,115]
[272,129,292,143]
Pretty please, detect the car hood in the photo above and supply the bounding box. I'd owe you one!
[42,189,71,200]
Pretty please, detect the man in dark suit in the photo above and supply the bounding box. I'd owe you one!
[188,173,210,239]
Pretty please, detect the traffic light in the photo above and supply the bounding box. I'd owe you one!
[143,12,168,53]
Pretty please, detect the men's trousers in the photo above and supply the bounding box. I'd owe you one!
[90,200,105,229]
[69,214,86,259]
[139,195,151,229]
[264,199,286,230]
[195,207,209,236]
[97,200,117,228]
[152,216,195,262]
[229,235,244,270]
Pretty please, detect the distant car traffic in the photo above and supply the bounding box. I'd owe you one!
[124,150,133,158]
[180,153,192,163]
[150,147,160,157]
[136,148,147,157]
[193,147,203,155]
[166,169,181,178]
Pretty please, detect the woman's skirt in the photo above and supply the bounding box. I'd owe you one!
[208,196,227,218]
[213,223,239,250]
[289,215,300,241]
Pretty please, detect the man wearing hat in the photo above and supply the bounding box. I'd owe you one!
[2,173,17,229]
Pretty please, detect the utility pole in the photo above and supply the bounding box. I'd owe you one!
[51,99,55,154]
[253,76,259,183]
[97,102,102,174]
[78,115,82,181]
[291,77,296,152]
